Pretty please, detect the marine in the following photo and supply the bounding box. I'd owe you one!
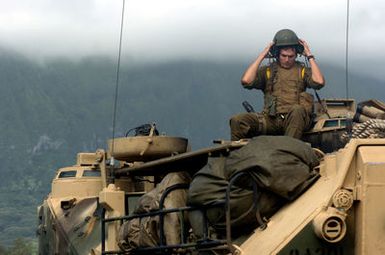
[230,29,325,140]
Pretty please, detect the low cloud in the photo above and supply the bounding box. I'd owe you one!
[0,0,383,76]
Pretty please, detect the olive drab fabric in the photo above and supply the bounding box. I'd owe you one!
[248,62,319,115]
[230,106,312,140]
[188,136,319,236]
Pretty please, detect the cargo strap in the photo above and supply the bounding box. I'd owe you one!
[314,90,331,118]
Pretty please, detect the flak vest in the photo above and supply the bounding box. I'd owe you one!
[263,62,313,116]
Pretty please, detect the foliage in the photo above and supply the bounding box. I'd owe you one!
[0,238,36,255]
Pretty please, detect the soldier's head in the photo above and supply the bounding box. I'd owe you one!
[270,29,303,68]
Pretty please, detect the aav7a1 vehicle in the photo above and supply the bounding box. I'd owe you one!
[37,98,385,254]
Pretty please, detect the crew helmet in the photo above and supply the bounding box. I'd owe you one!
[270,29,304,57]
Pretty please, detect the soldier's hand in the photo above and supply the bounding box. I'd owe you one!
[299,39,312,57]
[261,42,274,58]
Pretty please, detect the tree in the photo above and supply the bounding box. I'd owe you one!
[0,243,7,255]
[6,238,35,255]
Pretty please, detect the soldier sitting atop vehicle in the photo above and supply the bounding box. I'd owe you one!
[230,29,325,140]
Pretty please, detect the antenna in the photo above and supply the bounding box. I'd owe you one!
[345,0,350,99]
[110,0,126,183]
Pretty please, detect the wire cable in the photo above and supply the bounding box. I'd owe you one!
[345,0,350,99]
[110,0,126,157]
[108,0,126,184]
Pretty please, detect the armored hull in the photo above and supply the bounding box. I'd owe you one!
[37,99,385,255]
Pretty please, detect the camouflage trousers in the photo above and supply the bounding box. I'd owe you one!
[229,105,311,140]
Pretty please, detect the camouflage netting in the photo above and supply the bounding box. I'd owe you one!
[188,136,320,236]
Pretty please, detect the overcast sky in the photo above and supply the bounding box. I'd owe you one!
[0,0,384,74]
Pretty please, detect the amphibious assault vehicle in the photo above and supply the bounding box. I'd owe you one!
[37,98,385,254]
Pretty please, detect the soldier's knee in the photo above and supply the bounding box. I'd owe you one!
[230,114,245,140]
[229,114,239,125]
[230,113,247,127]
[229,113,260,140]
[286,105,311,131]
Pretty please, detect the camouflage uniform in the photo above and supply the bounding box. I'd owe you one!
[230,61,324,140]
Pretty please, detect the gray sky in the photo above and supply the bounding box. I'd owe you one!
[0,0,384,75]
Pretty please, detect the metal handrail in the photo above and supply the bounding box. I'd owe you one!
[101,171,263,254]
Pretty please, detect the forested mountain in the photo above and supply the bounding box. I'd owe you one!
[0,50,384,246]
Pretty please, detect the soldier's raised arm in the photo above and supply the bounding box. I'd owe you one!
[299,39,325,87]
[241,42,273,86]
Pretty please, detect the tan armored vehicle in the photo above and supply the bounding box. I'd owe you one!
[37,98,385,255]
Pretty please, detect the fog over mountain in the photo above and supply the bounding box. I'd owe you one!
[1,0,385,72]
